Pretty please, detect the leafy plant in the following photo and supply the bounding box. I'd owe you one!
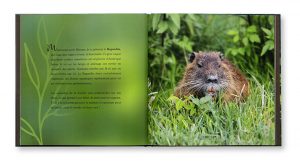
[148,14,276,145]
[148,77,275,145]
[225,15,275,81]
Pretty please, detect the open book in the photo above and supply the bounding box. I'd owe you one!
[16,14,281,146]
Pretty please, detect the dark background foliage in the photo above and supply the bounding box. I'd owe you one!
[148,14,275,91]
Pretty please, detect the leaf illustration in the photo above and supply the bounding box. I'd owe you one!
[21,117,41,144]
[37,18,49,60]
[21,127,34,137]
[22,17,66,145]
[24,43,40,91]
[21,118,36,136]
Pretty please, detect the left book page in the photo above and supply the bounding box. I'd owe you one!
[16,14,148,146]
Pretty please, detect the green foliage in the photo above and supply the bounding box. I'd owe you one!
[148,14,276,145]
[225,16,275,80]
[148,79,275,145]
[148,15,275,91]
[150,14,181,35]
[261,27,274,56]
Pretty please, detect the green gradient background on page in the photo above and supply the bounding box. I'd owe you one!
[20,14,148,145]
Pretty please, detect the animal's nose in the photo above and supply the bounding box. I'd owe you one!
[206,75,218,83]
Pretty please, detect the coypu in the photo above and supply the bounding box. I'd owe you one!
[174,51,249,101]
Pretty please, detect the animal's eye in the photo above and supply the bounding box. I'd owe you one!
[218,64,221,68]
[197,63,203,68]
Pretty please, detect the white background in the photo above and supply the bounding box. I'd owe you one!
[0,0,298,164]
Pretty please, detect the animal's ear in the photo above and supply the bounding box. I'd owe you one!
[219,53,224,60]
[189,52,196,63]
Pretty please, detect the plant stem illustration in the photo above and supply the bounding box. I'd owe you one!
[20,17,65,145]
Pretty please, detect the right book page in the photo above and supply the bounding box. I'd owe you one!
[147,14,281,146]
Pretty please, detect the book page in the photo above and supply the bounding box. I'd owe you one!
[17,14,148,145]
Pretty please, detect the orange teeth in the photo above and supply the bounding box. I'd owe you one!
[208,87,215,93]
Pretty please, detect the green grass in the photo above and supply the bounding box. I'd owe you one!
[148,77,275,146]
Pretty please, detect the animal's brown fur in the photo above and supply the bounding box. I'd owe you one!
[174,51,249,102]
